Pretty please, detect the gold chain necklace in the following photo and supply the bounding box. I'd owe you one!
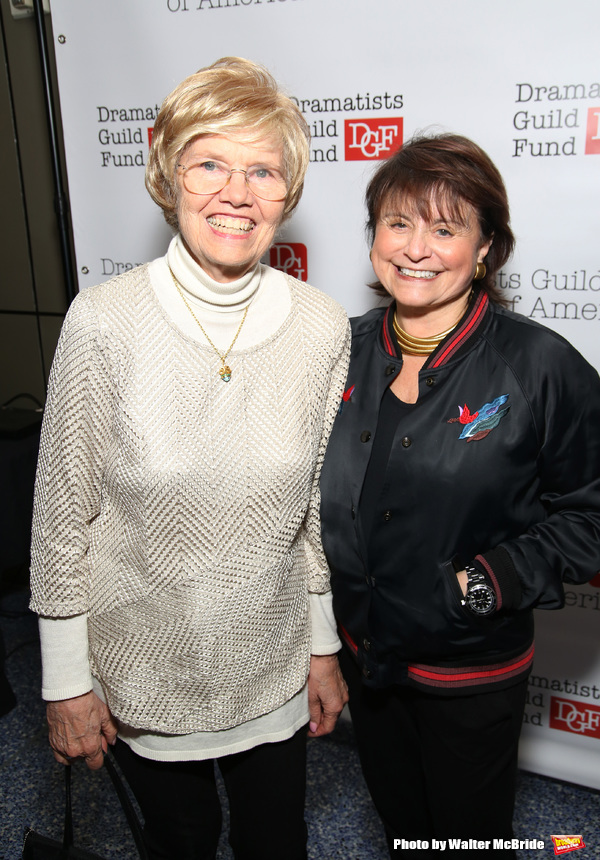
[392,313,458,356]
[169,268,248,382]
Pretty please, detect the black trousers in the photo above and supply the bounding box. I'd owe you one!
[340,648,528,860]
[112,727,308,860]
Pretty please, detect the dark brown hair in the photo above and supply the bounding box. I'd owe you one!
[365,133,515,304]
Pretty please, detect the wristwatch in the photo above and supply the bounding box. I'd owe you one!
[462,565,496,616]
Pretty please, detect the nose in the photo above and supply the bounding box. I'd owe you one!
[219,169,252,206]
[404,227,432,261]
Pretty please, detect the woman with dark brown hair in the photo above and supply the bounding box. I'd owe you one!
[320,133,600,857]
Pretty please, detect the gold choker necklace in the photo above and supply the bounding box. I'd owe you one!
[169,268,248,382]
[392,313,458,356]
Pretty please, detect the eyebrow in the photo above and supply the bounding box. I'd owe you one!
[184,153,283,170]
[382,211,469,229]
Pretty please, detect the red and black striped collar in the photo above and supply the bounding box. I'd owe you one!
[381,290,490,369]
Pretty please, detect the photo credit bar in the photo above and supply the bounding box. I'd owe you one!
[391,838,546,851]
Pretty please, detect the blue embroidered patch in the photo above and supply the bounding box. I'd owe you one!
[447,394,510,442]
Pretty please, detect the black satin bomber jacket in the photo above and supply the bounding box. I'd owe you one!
[320,291,600,694]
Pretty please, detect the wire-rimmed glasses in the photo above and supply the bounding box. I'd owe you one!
[177,160,288,202]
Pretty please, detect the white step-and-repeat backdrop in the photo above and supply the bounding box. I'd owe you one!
[48,0,600,789]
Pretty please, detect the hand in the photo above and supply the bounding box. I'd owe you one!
[307,653,348,738]
[46,690,118,770]
[457,569,468,597]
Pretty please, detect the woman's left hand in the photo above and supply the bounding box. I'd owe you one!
[457,569,468,597]
[307,654,348,737]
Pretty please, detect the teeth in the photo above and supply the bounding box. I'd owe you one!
[207,215,254,234]
[398,267,437,279]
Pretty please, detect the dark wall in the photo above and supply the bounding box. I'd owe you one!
[0,0,72,409]
[0,2,72,580]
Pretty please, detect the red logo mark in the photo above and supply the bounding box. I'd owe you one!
[343,385,355,402]
[344,118,403,161]
[550,696,600,739]
[589,572,600,587]
[269,243,308,282]
[147,127,154,148]
[585,108,600,154]
[551,835,586,855]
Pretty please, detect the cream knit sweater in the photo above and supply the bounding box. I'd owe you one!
[30,249,350,734]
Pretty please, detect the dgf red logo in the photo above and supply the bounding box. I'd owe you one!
[550,697,600,739]
[148,127,154,148]
[344,118,403,161]
[585,107,600,154]
[270,243,308,282]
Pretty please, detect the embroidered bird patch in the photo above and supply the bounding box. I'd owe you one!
[339,384,356,414]
[448,394,510,442]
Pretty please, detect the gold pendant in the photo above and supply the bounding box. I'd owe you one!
[219,365,232,382]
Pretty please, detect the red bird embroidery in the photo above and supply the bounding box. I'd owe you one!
[458,403,479,424]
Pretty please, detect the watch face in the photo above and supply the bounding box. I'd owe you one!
[467,584,496,615]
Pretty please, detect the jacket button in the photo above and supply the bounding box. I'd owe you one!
[362,667,373,679]
[363,638,371,652]
[360,430,372,442]
[383,510,392,521]
[426,377,435,387]
[385,364,396,376]
[401,436,412,448]
[351,505,356,520]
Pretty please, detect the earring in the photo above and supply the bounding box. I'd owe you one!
[474,261,486,280]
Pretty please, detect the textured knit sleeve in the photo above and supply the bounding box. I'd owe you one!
[303,309,351,594]
[30,289,116,616]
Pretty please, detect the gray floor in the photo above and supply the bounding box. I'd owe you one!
[1,586,599,859]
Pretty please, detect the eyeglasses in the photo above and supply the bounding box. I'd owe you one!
[177,160,288,202]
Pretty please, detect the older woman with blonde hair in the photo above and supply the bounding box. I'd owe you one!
[30,57,350,860]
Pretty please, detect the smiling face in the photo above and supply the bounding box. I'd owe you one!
[371,195,492,333]
[175,134,287,283]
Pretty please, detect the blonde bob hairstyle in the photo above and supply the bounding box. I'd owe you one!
[146,57,310,228]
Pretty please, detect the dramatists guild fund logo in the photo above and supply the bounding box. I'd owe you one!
[344,117,403,160]
[585,107,600,154]
[550,696,600,738]
[269,243,308,281]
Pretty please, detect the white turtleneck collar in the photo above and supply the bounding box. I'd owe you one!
[167,234,262,312]
[148,234,292,351]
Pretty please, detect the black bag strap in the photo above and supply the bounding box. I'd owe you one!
[63,765,74,851]
[104,751,149,860]
[60,754,149,860]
